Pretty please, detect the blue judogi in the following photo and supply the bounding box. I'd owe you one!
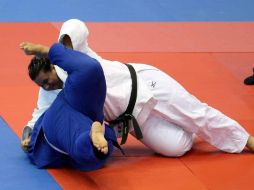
[28,43,117,171]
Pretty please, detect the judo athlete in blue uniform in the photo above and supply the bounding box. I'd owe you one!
[27,43,117,171]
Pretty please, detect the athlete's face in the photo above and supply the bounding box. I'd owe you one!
[34,65,63,90]
[60,34,73,49]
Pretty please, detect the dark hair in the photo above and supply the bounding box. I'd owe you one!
[28,57,51,80]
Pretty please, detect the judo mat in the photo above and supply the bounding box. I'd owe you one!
[1,1,254,189]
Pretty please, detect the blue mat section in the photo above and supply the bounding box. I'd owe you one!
[0,117,62,190]
[0,0,254,22]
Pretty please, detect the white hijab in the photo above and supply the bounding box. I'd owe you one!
[58,19,101,60]
[58,19,89,53]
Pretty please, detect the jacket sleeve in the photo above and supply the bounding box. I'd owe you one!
[26,88,59,129]
[48,43,100,74]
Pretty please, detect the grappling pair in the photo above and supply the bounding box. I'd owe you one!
[21,19,254,171]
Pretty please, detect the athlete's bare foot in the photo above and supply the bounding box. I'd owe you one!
[246,136,254,152]
[90,121,108,154]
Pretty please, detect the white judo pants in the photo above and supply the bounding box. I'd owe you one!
[137,69,249,157]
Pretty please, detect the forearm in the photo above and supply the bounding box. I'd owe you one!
[35,44,49,57]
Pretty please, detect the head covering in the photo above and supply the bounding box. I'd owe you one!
[58,19,102,61]
[58,19,89,54]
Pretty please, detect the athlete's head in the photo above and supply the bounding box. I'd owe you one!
[58,19,89,53]
[28,57,63,90]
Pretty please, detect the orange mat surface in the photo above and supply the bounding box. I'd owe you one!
[1,22,254,189]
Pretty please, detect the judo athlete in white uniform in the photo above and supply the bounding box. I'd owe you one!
[21,19,254,157]
[26,43,118,170]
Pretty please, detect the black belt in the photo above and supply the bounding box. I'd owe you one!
[109,64,143,145]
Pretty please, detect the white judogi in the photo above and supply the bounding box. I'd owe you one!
[26,19,249,156]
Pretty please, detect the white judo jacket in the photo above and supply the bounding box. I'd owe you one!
[26,19,157,130]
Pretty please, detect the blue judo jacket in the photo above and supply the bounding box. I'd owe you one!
[28,43,117,171]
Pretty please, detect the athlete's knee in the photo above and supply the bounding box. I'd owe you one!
[158,143,192,157]
[144,133,194,157]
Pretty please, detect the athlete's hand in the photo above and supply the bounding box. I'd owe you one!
[21,126,32,152]
[21,137,31,152]
[19,42,49,57]
[20,42,40,55]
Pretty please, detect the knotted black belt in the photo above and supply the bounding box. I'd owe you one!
[109,64,143,145]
